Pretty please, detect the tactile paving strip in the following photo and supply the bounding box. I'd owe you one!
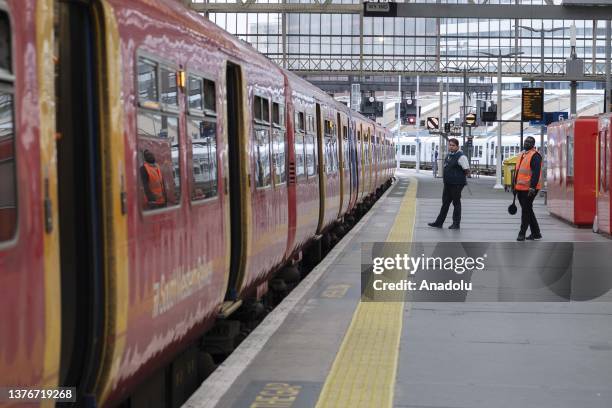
[315,176,417,408]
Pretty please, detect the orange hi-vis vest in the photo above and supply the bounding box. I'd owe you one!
[143,162,166,205]
[514,149,542,191]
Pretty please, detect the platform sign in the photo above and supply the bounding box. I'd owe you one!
[426,117,439,130]
[521,88,544,122]
[482,111,497,122]
[465,113,477,126]
[530,111,568,126]
[363,2,398,17]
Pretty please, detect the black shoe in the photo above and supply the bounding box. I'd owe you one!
[517,233,526,241]
[449,224,460,230]
[526,233,542,240]
[428,222,443,228]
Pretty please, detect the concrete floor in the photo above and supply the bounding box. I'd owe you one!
[396,169,612,408]
[185,169,612,408]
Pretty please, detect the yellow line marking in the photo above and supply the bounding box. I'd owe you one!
[315,176,417,408]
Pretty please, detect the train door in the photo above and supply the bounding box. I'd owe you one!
[349,119,358,210]
[316,102,325,232]
[337,111,344,216]
[359,125,365,201]
[366,128,372,195]
[342,119,350,214]
[55,1,107,400]
[225,62,249,301]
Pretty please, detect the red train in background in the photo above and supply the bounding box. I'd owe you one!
[598,114,612,235]
[546,117,598,226]
[545,114,612,236]
[0,0,394,407]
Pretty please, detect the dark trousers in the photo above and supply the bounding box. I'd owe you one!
[434,183,464,225]
[517,190,541,235]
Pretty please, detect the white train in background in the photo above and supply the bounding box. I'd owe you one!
[397,134,547,174]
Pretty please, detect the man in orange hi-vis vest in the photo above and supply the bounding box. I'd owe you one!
[140,149,167,209]
[513,136,542,241]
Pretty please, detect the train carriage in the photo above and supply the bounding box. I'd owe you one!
[0,0,393,406]
[0,0,62,402]
[597,114,612,235]
[285,74,320,251]
[397,135,546,173]
[547,117,598,226]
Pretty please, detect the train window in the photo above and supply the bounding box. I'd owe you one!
[272,128,286,185]
[295,133,305,179]
[137,111,181,210]
[137,57,158,106]
[272,102,280,125]
[262,98,269,123]
[323,120,336,174]
[305,134,317,177]
[0,91,16,242]
[567,132,574,177]
[343,126,349,170]
[188,118,218,200]
[0,9,16,243]
[204,79,216,113]
[271,102,286,185]
[254,95,270,124]
[606,133,610,192]
[272,102,285,128]
[160,67,178,107]
[296,111,305,132]
[254,96,262,121]
[306,115,314,134]
[188,76,203,111]
[0,11,10,76]
[254,128,271,187]
[410,145,416,156]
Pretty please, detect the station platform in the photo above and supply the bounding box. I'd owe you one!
[184,169,612,408]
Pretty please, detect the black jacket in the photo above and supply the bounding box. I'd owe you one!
[443,151,467,185]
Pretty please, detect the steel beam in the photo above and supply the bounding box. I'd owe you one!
[306,80,492,94]
[193,2,612,18]
[190,3,360,14]
[391,3,612,20]
[292,70,607,81]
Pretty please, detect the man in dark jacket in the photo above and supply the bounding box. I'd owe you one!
[428,138,470,230]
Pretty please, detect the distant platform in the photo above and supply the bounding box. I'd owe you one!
[184,169,612,408]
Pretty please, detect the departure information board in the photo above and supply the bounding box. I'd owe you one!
[521,88,544,121]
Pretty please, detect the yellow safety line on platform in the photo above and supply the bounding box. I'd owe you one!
[315,176,417,408]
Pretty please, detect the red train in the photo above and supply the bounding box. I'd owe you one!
[0,1,394,407]
[546,114,612,236]
[546,117,598,226]
[598,113,612,235]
